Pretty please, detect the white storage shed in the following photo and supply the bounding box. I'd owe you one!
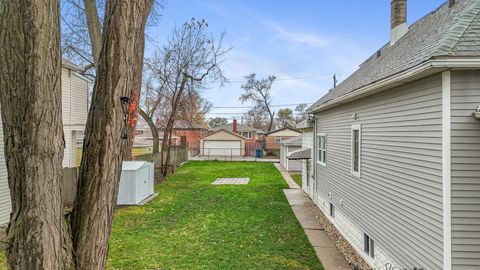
[117,161,155,205]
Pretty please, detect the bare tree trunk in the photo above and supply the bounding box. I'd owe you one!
[0,1,74,268]
[83,0,102,68]
[139,108,159,153]
[267,111,275,132]
[70,1,153,269]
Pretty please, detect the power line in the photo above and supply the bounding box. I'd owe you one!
[227,74,328,83]
[211,102,312,109]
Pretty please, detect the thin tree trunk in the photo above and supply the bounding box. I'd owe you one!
[267,111,275,132]
[123,20,149,159]
[70,1,153,269]
[139,108,160,154]
[83,0,102,68]
[0,0,74,268]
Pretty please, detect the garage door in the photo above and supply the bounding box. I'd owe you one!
[204,140,241,156]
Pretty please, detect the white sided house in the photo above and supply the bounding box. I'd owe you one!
[0,60,89,225]
[279,136,302,172]
[305,1,480,269]
[290,119,314,195]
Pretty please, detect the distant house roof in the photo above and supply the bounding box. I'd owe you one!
[296,119,313,130]
[62,58,83,71]
[158,120,208,130]
[308,0,480,112]
[200,129,246,140]
[211,123,264,133]
[279,136,302,146]
[266,127,301,136]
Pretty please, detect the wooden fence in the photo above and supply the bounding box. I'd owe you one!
[135,145,188,178]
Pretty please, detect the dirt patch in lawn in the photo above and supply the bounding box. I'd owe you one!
[306,202,372,270]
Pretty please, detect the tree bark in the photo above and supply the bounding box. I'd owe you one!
[139,108,160,154]
[123,21,149,159]
[70,1,153,269]
[0,0,74,268]
[83,0,102,68]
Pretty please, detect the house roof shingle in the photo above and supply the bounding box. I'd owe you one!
[308,0,480,112]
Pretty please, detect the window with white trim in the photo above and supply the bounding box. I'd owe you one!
[275,136,281,143]
[241,132,252,139]
[364,233,375,259]
[351,125,361,177]
[317,134,326,166]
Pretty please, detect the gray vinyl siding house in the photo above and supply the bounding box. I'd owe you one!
[306,1,480,269]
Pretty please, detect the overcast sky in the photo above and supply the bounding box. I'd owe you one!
[146,0,446,121]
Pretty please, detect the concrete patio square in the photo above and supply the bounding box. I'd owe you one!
[212,177,250,185]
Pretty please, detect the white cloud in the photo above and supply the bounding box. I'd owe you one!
[265,20,327,48]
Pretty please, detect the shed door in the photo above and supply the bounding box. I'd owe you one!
[204,140,241,156]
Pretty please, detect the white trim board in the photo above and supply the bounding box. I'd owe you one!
[442,70,452,270]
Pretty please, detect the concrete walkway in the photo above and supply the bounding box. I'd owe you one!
[275,163,351,270]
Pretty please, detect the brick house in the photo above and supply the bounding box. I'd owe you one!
[158,120,208,152]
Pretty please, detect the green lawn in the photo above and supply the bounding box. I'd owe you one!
[291,173,302,187]
[0,252,4,270]
[0,161,322,270]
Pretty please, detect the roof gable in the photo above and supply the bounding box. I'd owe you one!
[266,127,301,136]
[200,129,246,140]
[308,0,480,112]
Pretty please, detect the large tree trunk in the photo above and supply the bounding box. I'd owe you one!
[139,108,160,154]
[70,1,153,269]
[0,0,73,268]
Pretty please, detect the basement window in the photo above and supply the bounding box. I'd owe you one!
[364,233,375,259]
[329,203,335,218]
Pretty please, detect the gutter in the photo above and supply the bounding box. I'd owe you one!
[309,57,480,114]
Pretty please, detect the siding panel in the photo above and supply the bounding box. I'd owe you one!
[451,71,480,270]
[0,109,10,225]
[314,74,443,269]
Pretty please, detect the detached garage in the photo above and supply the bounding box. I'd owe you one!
[279,136,302,172]
[200,129,245,156]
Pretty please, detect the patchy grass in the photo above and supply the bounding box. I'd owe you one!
[291,173,302,187]
[108,161,321,269]
[0,253,5,270]
[0,161,322,270]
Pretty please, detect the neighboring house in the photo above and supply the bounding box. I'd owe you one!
[157,120,208,154]
[211,119,264,143]
[0,60,89,225]
[279,137,302,172]
[200,129,245,156]
[264,127,301,150]
[305,1,480,269]
[290,119,314,194]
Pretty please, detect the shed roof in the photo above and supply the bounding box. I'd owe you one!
[279,136,302,146]
[308,0,480,112]
[287,148,311,160]
[122,161,150,171]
